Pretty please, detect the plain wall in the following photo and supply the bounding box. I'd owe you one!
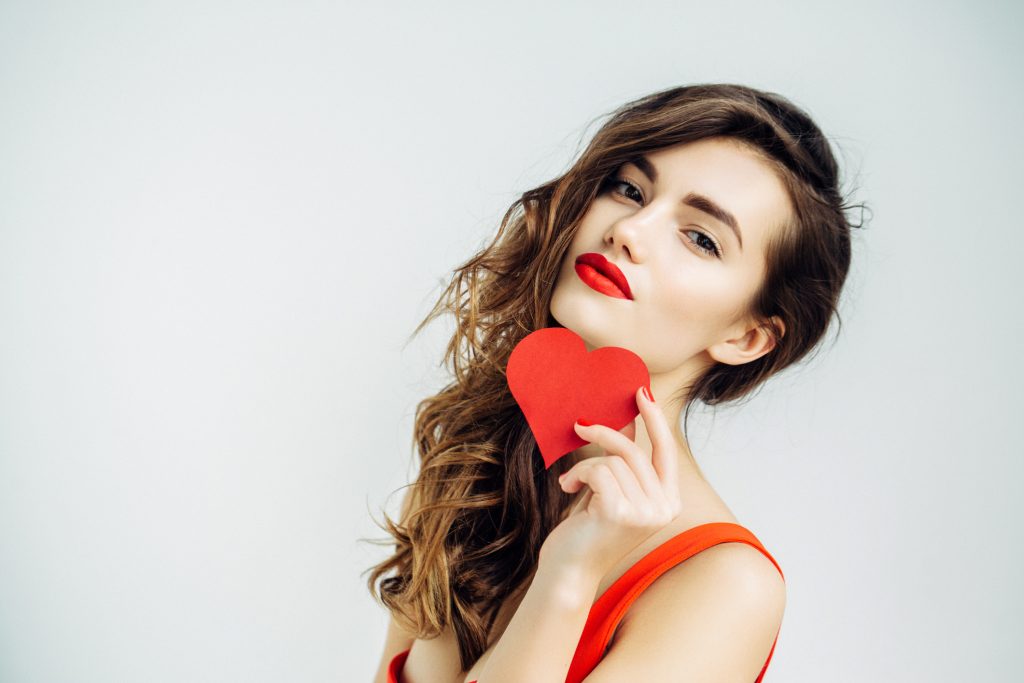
[1,1,1020,681]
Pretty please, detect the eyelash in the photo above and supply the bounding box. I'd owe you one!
[600,176,723,259]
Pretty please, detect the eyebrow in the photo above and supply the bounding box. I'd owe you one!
[629,154,744,251]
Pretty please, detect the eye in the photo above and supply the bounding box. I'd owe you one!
[601,176,645,203]
[680,229,722,258]
[600,175,723,259]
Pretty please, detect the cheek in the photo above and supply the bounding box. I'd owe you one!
[655,280,717,337]
[635,272,741,370]
[550,253,578,305]
[663,266,726,319]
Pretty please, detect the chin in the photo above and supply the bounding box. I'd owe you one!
[548,311,599,353]
[550,280,625,351]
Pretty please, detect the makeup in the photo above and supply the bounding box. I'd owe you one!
[574,253,633,300]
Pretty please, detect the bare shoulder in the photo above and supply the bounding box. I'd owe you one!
[621,540,784,627]
[589,541,786,681]
[678,539,784,590]
[646,479,785,617]
[617,476,785,637]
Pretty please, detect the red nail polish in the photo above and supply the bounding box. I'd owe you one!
[577,418,593,426]
[642,385,654,402]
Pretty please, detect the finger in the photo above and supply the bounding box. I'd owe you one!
[635,385,679,487]
[562,455,647,509]
[568,487,592,516]
[574,463,626,518]
[619,418,636,442]
[574,420,661,499]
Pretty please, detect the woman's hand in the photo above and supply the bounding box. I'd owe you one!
[538,385,684,581]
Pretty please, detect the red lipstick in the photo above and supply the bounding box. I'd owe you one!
[574,253,633,300]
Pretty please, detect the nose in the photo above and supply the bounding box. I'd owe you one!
[604,210,651,263]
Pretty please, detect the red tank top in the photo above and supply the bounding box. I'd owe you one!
[387,521,784,683]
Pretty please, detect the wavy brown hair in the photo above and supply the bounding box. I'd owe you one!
[361,82,868,671]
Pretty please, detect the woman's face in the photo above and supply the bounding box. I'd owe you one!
[549,137,792,400]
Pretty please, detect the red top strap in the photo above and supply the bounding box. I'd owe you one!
[388,521,784,683]
[387,648,410,683]
[565,521,784,683]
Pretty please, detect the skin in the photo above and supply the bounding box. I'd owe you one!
[465,137,796,681]
[549,135,791,485]
[377,136,795,683]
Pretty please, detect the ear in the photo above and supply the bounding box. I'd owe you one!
[706,315,785,366]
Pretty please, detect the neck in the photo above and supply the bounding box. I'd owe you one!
[568,398,706,485]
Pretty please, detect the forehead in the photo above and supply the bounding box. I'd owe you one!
[636,137,793,251]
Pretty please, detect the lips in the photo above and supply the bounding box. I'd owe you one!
[574,253,633,300]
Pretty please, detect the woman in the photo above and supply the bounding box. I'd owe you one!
[366,83,863,682]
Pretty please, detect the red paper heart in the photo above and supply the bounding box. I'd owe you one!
[506,327,651,469]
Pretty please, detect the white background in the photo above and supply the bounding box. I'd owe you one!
[1,1,1020,681]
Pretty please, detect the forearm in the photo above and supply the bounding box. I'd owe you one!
[475,558,601,683]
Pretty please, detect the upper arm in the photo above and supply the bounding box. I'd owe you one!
[372,612,417,683]
[582,542,786,682]
[373,488,420,683]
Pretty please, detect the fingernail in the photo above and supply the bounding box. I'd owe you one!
[576,418,593,427]
[642,385,654,402]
